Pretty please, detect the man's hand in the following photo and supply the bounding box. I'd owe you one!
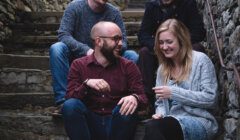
[86,49,94,56]
[86,79,110,92]
[153,86,171,99]
[117,95,138,115]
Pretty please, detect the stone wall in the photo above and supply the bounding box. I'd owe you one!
[0,0,16,52]
[199,0,240,139]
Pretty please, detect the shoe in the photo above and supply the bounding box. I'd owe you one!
[51,104,63,117]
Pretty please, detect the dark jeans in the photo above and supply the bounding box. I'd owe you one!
[62,98,138,140]
[143,117,184,140]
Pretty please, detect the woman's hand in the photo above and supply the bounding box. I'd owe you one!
[152,114,163,119]
[153,86,172,99]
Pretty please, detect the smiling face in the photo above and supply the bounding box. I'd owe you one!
[98,24,123,63]
[158,30,180,60]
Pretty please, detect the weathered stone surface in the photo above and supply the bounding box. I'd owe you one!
[0,109,67,138]
[0,54,50,70]
[0,68,52,93]
[223,20,235,36]
[224,118,238,136]
[0,92,54,109]
[228,90,239,108]
[229,26,240,49]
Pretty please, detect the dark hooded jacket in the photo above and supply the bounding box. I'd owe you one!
[138,0,206,51]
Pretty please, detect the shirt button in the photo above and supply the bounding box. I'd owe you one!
[102,108,105,111]
[102,95,105,97]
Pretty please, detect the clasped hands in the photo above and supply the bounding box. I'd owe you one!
[85,79,138,115]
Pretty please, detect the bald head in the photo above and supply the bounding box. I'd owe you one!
[91,21,122,39]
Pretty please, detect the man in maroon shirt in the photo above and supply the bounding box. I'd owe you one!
[62,21,148,140]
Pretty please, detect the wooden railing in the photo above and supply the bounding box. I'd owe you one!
[206,0,240,91]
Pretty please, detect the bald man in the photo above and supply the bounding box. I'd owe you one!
[62,21,148,140]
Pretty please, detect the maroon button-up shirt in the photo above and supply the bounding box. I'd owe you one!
[66,54,148,115]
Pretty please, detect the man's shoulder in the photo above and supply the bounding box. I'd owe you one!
[73,55,92,65]
[67,0,86,9]
[69,0,85,5]
[105,2,120,13]
[118,57,137,68]
[145,0,159,8]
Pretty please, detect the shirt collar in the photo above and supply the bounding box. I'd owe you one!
[86,53,120,67]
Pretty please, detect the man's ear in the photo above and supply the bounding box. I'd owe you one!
[96,37,103,47]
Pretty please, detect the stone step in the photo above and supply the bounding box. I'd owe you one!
[0,109,68,139]
[3,35,139,55]
[0,68,52,93]
[0,54,49,70]
[10,22,141,36]
[0,109,145,140]
[17,10,144,23]
[0,92,54,110]
[12,35,138,46]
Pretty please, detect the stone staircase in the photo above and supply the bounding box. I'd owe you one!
[0,9,146,139]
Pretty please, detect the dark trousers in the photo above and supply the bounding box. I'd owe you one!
[137,47,158,112]
[143,117,184,140]
[62,98,138,140]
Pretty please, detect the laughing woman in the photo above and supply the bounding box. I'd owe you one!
[143,19,218,140]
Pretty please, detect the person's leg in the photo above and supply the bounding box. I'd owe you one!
[192,43,206,53]
[143,117,184,140]
[178,117,207,140]
[109,105,138,140]
[62,98,91,140]
[122,50,139,64]
[49,42,70,105]
[87,113,111,140]
[137,47,158,112]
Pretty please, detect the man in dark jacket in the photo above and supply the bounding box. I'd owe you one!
[137,0,206,111]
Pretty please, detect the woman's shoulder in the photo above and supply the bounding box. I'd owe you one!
[192,51,212,64]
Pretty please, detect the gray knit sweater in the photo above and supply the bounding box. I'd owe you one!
[155,51,218,140]
[58,0,127,57]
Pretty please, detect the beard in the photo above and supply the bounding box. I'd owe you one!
[100,41,119,64]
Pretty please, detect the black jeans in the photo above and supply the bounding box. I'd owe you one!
[143,117,184,140]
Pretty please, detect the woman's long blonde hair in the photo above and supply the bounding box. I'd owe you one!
[154,19,193,84]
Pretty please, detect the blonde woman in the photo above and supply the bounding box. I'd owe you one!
[143,19,218,140]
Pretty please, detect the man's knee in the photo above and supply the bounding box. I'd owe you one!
[49,42,68,57]
[122,50,139,63]
[62,98,87,118]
